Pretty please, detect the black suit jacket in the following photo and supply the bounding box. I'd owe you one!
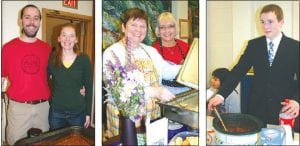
[218,34,299,125]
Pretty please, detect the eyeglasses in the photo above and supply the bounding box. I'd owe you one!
[159,24,175,30]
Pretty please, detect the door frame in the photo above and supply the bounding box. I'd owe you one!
[41,8,94,70]
[41,8,95,127]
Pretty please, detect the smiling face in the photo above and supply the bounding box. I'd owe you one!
[122,18,147,48]
[58,26,78,51]
[21,6,41,38]
[158,20,176,42]
[260,11,283,40]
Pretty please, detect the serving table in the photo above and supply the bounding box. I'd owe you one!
[15,126,94,145]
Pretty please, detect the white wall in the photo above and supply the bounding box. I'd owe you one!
[2,1,28,45]
[2,0,93,45]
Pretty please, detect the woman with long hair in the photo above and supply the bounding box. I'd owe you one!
[48,23,93,130]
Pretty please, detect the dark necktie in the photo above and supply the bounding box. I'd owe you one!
[268,42,274,66]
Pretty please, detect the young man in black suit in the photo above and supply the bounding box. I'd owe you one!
[208,4,299,127]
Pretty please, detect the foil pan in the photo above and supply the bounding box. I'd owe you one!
[158,89,199,129]
[15,126,95,146]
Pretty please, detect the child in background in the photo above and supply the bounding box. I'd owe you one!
[207,68,241,113]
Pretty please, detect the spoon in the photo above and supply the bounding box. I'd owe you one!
[213,107,228,132]
[208,93,228,132]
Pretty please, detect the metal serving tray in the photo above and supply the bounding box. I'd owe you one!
[15,126,95,146]
[176,38,199,89]
[158,89,199,129]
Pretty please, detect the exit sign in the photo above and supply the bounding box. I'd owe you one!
[63,0,78,9]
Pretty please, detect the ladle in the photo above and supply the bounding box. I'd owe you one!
[208,93,228,132]
[213,107,228,132]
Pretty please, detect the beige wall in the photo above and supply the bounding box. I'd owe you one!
[172,1,189,43]
[207,1,234,79]
[1,0,93,45]
[293,2,300,39]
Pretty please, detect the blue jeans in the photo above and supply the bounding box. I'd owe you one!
[49,107,86,130]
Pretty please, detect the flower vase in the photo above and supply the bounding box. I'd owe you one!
[120,116,137,145]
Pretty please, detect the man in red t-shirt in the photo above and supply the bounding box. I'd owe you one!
[1,4,51,145]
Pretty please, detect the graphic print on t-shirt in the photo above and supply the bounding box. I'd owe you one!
[21,54,40,74]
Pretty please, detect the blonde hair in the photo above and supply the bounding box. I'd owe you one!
[155,12,177,36]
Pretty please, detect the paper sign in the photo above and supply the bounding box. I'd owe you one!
[63,0,78,9]
[146,117,168,145]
